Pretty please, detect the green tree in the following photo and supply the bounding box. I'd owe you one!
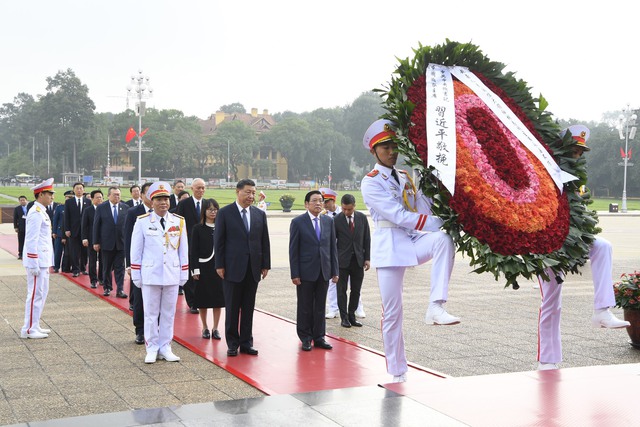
[38,69,96,174]
[208,120,259,181]
[219,103,246,114]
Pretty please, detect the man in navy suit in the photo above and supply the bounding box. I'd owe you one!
[176,178,206,312]
[289,190,339,352]
[93,186,129,297]
[64,182,90,277]
[13,195,28,259]
[125,184,142,207]
[215,179,271,357]
[169,179,185,211]
[81,189,103,288]
[124,181,153,345]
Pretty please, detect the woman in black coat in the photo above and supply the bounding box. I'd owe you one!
[190,198,225,339]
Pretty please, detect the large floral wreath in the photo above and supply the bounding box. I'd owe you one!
[379,40,600,289]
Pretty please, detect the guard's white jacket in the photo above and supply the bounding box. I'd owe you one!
[130,212,189,287]
[361,163,443,267]
[22,201,53,269]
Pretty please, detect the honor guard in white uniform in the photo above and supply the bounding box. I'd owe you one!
[537,125,629,371]
[130,181,189,364]
[360,119,459,382]
[321,187,366,319]
[21,178,55,339]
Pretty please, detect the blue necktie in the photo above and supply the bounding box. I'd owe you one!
[196,201,201,218]
[242,208,249,232]
[313,217,320,240]
[113,205,118,223]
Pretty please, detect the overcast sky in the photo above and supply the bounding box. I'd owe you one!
[1,0,637,123]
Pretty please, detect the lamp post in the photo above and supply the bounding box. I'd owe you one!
[126,70,153,184]
[227,138,231,184]
[618,105,637,213]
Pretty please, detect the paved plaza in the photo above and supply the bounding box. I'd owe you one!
[0,212,638,425]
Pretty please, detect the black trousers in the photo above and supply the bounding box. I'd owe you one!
[132,284,144,335]
[87,245,101,284]
[223,267,258,351]
[68,236,83,274]
[296,273,329,343]
[337,255,365,320]
[100,249,125,293]
[17,231,25,257]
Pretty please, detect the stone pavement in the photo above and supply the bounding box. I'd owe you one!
[0,212,638,425]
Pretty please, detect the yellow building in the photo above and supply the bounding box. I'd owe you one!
[199,108,287,181]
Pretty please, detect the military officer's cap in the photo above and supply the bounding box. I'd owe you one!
[148,181,171,199]
[561,124,591,151]
[31,178,55,195]
[363,119,396,150]
[319,187,337,201]
[63,190,74,197]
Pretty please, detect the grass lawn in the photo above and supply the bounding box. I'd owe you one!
[1,185,638,212]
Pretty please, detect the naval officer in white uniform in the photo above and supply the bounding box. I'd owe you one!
[360,119,459,383]
[131,181,189,364]
[21,178,56,339]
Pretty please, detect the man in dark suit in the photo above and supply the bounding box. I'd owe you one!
[93,186,129,297]
[124,181,153,345]
[215,179,271,357]
[64,182,90,277]
[125,184,142,207]
[289,190,339,352]
[175,178,205,312]
[52,191,73,272]
[334,194,371,328]
[169,179,185,211]
[81,189,103,288]
[13,195,28,259]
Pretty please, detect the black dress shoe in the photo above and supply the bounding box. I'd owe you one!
[53,269,59,273]
[202,329,211,339]
[81,271,89,275]
[189,307,199,314]
[212,329,221,340]
[103,290,111,296]
[341,319,352,328]
[129,305,133,311]
[90,282,97,289]
[227,348,238,357]
[72,272,79,277]
[239,346,259,355]
[348,317,363,327]
[135,334,144,345]
[116,291,128,298]
[178,287,184,295]
[301,341,312,351]
[314,339,333,350]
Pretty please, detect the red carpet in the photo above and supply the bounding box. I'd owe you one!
[0,233,444,395]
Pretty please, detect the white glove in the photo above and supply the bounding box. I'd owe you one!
[425,215,444,231]
[27,268,40,277]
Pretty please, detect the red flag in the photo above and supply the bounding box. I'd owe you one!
[125,127,137,143]
[139,128,149,137]
[621,147,626,159]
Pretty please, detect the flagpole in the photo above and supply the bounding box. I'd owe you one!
[126,70,152,185]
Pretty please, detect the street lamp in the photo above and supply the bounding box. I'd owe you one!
[126,70,153,184]
[618,104,637,213]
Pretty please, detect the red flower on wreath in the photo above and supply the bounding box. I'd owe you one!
[407,73,569,255]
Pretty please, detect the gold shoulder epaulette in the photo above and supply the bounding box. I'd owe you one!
[398,169,409,175]
[172,213,184,219]
[35,206,41,212]
[137,212,151,219]
[366,169,379,177]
